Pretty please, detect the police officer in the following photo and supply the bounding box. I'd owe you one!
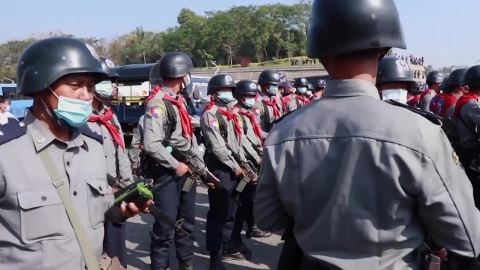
[293,77,311,107]
[201,74,249,269]
[311,79,326,99]
[143,52,199,270]
[0,37,148,270]
[407,82,425,107]
[255,1,480,269]
[87,57,133,269]
[279,81,298,113]
[418,71,444,111]
[253,70,284,138]
[376,57,415,104]
[129,114,145,175]
[453,65,480,209]
[231,80,271,245]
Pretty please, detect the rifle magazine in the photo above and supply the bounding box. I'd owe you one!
[182,177,196,192]
[236,179,249,192]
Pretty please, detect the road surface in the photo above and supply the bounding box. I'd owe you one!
[125,186,284,269]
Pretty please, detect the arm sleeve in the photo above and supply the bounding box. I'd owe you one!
[143,100,178,170]
[200,112,240,172]
[417,129,480,258]
[254,144,289,231]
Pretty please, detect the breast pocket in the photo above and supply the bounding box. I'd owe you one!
[18,188,69,244]
[86,178,109,229]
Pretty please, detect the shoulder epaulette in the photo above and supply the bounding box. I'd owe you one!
[385,100,442,125]
[0,119,27,145]
[79,125,103,144]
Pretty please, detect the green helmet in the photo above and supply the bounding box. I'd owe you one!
[16,37,109,96]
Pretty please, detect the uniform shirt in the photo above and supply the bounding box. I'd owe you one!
[418,90,436,112]
[129,115,144,169]
[88,105,132,180]
[143,86,201,171]
[0,109,122,270]
[255,79,480,270]
[282,95,299,114]
[232,106,261,164]
[456,99,480,148]
[201,102,246,172]
[253,93,284,138]
[0,111,17,125]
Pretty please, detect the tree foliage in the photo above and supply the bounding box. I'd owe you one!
[0,1,313,82]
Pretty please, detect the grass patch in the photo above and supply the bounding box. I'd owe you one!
[196,56,322,70]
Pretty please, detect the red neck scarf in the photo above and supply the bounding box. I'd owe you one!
[453,92,478,118]
[88,107,124,149]
[144,85,162,111]
[295,94,310,105]
[162,94,193,138]
[237,108,263,145]
[262,98,281,118]
[281,96,292,113]
[203,102,242,139]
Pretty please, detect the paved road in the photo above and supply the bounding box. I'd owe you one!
[125,186,284,270]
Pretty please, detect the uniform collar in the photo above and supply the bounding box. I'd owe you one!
[24,109,85,152]
[92,103,106,115]
[323,79,380,100]
[160,85,177,97]
[260,92,275,100]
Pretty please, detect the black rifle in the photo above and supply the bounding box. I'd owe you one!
[161,140,241,205]
[225,144,259,192]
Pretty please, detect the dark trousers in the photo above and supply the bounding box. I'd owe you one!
[231,183,255,241]
[150,172,196,270]
[103,222,128,268]
[205,160,239,253]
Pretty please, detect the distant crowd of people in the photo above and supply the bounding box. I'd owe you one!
[387,52,425,65]
[290,58,318,65]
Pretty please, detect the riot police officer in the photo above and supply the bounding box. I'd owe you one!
[0,37,147,270]
[255,1,480,269]
[311,79,326,99]
[279,81,298,113]
[143,52,199,270]
[293,77,311,107]
[253,70,284,138]
[87,57,133,269]
[231,80,271,246]
[376,57,415,104]
[419,71,444,111]
[201,74,251,269]
[453,65,480,209]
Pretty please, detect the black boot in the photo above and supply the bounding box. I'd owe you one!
[221,241,246,261]
[179,258,193,270]
[246,225,272,238]
[209,252,226,270]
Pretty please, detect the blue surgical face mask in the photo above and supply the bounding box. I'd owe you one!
[217,91,235,103]
[267,85,278,95]
[243,97,255,108]
[51,90,93,128]
[297,87,307,94]
[95,81,113,96]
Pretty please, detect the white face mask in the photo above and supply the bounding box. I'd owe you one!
[1,103,9,112]
[382,89,408,104]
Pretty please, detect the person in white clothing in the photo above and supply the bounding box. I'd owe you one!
[0,95,16,125]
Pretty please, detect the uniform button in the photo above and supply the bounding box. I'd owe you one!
[67,162,70,166]
[99,186,102,191]
[41,196,47,201]
[73,191,77,196]
[105,155,107,158]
